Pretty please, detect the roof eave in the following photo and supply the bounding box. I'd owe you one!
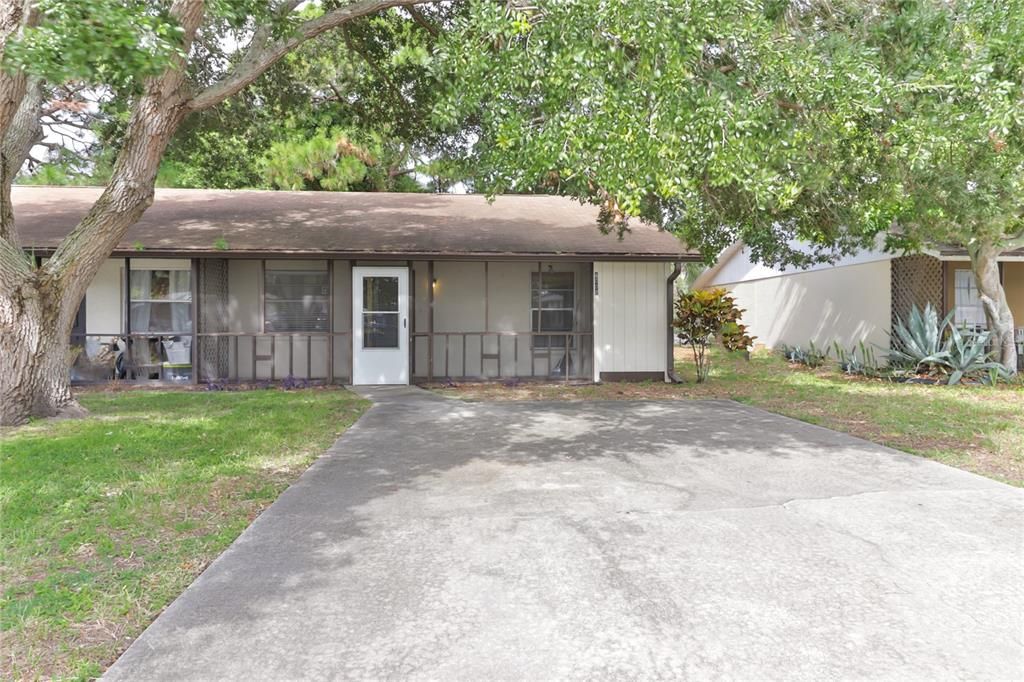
[26,247,700,262]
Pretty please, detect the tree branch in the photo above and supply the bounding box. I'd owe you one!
[0,0,37,140]
[43,0,206,292]
[341,25,409,109]
[1,78,42,248]
[406,5,439,36]
[188,0,442,112]
[1,0,39,251]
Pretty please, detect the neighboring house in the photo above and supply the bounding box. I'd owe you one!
[696,242,1024,366]
[14,186,697,385]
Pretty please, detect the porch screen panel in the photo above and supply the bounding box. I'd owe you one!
[130,269,192,332]
[265,268,330,332]
[199,258,230,380]
[531,271,575,348]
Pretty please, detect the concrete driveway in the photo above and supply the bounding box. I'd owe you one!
[105,388,1024,681]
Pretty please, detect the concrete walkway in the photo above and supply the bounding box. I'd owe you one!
[105,388,1024,680]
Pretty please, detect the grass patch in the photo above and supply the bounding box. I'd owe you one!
[433,348,1024,487]
[0,388,368,681]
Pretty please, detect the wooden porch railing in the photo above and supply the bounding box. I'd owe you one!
[68,330,594,384]
[69,332,353,384]
[411,331,594,383]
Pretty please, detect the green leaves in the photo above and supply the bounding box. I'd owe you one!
[436,0,885,265]
[673,287,754,382]
[436,0,1023,265]
[4,0,183,88]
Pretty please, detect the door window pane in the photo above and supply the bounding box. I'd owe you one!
[363,277,399,312]
[363,312,399,348]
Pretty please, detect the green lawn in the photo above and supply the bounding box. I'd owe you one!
[0,388,368,681]
[435,348,1024,487]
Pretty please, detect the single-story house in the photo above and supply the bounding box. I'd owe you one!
[696,242,1024,366]
[13,186,697,385]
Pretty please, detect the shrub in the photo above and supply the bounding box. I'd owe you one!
[674,288,754,383]
[781,341,828,368]
[833,340,879,376]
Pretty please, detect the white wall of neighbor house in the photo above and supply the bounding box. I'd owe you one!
[712,259,892,353]
[592,261,671,380]
[708,242,891,285]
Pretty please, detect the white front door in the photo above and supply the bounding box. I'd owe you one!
[352,266,409,385]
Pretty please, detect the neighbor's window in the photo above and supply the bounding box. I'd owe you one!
[130,269,192,332]
[531,271,575,348]
[264,266,330,332]
[953,269,986,328]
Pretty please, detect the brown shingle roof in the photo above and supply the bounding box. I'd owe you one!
[11,186,696,260]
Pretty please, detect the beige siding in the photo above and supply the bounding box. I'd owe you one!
[1005,262,1024,325]
[593,262,670,379]
[720,259,892,353]
[227,260,259,379]
[85,259,124,335]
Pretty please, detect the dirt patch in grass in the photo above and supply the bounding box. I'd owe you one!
[430,348,1024,486]
[0,388,368,681]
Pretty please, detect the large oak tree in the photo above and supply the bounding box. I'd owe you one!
[0,0,444,425]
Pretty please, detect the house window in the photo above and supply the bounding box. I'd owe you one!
[130,269,192,333]
[264,266,330,332]
[953,269,986,328]
[531,271,575,348]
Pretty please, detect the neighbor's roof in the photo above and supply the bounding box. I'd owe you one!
[11,186,696,260]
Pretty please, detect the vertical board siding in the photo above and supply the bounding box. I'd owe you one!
[593,261,669,378]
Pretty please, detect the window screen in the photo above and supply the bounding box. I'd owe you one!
[953,269,986,328]
[264,269,330,332]
[531,271,575,348]
[130,269,192,333]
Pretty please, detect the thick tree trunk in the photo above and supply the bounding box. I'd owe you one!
[0,0,201,426]
[968,239,1018,374]
[0,102,188,425]
[0,268,84,424]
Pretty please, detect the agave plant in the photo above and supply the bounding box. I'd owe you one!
[833,340,878,376]
[889,303,954,372]
[945,326,1009,386]
[782,341,827,368]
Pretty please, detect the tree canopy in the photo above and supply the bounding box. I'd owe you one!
[436,0,1023,267]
